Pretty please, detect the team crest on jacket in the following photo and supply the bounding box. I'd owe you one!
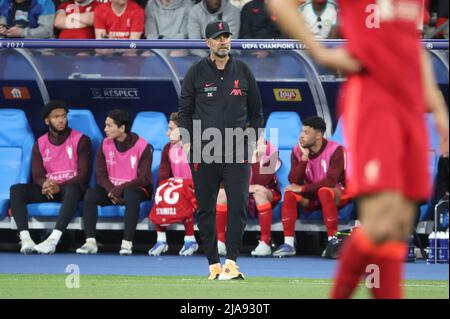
[230,80,242,96]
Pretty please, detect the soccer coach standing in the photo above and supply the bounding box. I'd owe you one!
[178,21,264,280]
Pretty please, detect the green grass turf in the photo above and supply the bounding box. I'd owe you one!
[0,274,448,299]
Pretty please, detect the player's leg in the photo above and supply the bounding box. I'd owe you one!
[215,188,228,255]
[9,183,49,253]
[149,224,169,256]
[370,196,417,299]
[34,183,84,254]
[251,185,273,256]
[179,216,198,256]
[273,190,310,257]
[318,187,341,238]
[76,186,111,254]
[331,192,406,299]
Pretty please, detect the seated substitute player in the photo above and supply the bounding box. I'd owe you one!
[148,112,199,256]
[216,134,281,257]
[76,109,153,255]
[273,116,350,257]
[10,101,93,254]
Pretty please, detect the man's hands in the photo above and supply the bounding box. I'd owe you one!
[285,183,303,193]
[107,192,124,205]
[4,26,24,38]
[298,141,309,162]
[41,180,61,200]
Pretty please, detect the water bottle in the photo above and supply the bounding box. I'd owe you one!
[427,231,437,264]
[438,231,449,264]
[406,234,415,262]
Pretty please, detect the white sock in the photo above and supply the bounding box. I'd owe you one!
[48,230,63,243]
[285,236,295,247]
[157,231,167,242]
[86,238,97,245]
[121,240,132,248]
[184,235,195,242]
[19,230,31,241]
[225,259,235,266]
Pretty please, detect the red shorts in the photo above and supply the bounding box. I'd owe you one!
[340,75,432,201]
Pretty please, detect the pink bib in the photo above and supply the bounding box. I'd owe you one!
[293,140,346,186]
[168,143,192,180]
[38,130,82,183]
[102,136,148,186]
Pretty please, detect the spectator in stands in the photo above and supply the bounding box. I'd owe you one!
[9,100,93,254]
[299,0,339,39]
[228,0,250,10]
[188,0,240,57]
[145,0,193,57]
[94,0,144,55]
[239,0,283,58]
[424,0,449,39]
[54,0,98,39]
[0,0,55,38]
[94,0,144,40]
[145,0,192,40]
[216,134,281,257]
[76,109,153,256]
[148,112,199,257]
[272,116,350,257]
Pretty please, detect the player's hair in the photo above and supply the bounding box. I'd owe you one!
[169,112,179,126]
[42,100,69,120]
[302,116,326,134]
[107,109,132,133]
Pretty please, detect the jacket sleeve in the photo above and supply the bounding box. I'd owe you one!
[288,150,307,184]
[23,0,55,38]
[31,142,46,187]
[178,65,196,145]
[245,64,264,133]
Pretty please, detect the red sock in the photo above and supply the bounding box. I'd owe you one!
[257,203,273,245]
[370,241,407,299]
[318,187,338,237]
[156,225,167,232]
[281,191,301,237]
[330,228,375,299]
[216,204,227,243]
[184,217,195,236]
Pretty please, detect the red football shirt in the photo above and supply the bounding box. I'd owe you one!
[58,0,99,39]
[94,0,144,39]
[338,0,425,114]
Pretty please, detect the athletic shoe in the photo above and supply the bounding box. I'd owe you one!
[33,238,57,254]
[148,241,168,256]
[20,238,36,254]
[251,240,272,257]
[272,243,296,257]
[119,240,133,256]
[76,239,98,255]
[217,240,227,256]
[218,260,245,280]
[179,241,199,256]
[208,263,222,280]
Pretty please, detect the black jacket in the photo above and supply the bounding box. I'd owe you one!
[239,0,283,39]
[178,55,264,162]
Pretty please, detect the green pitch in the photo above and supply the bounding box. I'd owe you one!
[0,274,448,299]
